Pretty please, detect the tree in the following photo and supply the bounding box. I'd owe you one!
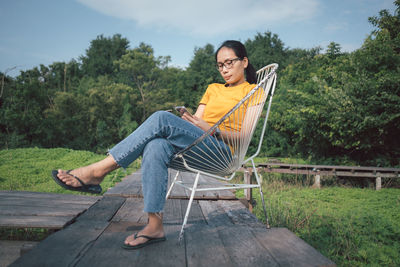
[184,44,222,108]
[0,67,17,100]
[245,32,289,70]
[81,34,129,77]
[268,2,400,166]
[115,43,171,121]
[326,42,342,59]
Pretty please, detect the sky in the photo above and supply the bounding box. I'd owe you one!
[0,0,397,77]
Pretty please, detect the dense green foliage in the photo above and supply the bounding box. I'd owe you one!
[0,3,399,166]
[235,173,400,266]
[0,148,138,193]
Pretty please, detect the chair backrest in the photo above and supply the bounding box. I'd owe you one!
[170,64,278,176]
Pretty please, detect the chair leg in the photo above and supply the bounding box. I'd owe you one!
[252,160,271,229]
[166,171,180,200]
[178,172,200,242]
[258,187,271,229]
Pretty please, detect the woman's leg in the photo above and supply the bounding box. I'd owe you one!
[56,155,119,187]
[56,111,204,187]
[124,138,174,246]
[108,111,206,168]
[141,138,174,212]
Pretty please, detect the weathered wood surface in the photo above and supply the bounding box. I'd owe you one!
[0,191,100,229]
[0,240,39,267]
[105,169,236,200]
[11,196,335,267]
[4,171,335,266]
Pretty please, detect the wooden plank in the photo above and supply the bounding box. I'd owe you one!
[198,200,266,228]
[72,221,141,267]
[252,227,336,267]
[0,215,75,229]
[168,170,236,200]
[262,167,400,178]
[258,163,400,172]
[194,175,219,199]
[198,173,237,200]
[106,169,236,200]
[104,172,142,197]
[10,196,126,267]
[163,198,183,225]
[111,198,147,224]
[74,222,186,267]
[9,220,110,267]
[216,225,279,266]
[167,169,189,198]
[76,196,126,222]
[180,200,207,225]
[200,200,334,266]
[258,163,400,176]
[217,200,266,228]
[198,200,234,227]
[0,191,100,204]
[0,198,94,209]
[104,183,142,197]
[0,205,88,217]
[0,241,39,267]
[185,224,234,267]
[129,224,186,266]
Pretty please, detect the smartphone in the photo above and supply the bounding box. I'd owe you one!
[175,106,189,114]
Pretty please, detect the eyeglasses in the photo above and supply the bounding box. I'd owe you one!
[216,58,242,70]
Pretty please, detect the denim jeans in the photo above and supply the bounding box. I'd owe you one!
[108,111,229,213]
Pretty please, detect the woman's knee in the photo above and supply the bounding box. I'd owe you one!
[142,138,174,163]
[149,110,173,121]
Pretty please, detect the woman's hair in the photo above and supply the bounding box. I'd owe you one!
[215,40,257,84]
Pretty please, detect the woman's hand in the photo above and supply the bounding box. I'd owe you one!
[181,112,211,132]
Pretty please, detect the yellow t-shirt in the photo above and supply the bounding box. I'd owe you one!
[199,82,257,132]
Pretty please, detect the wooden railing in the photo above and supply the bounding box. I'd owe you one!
[240,163,399,212]
[243,163,400,191]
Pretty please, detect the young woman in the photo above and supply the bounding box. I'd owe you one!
[52,40,258,249]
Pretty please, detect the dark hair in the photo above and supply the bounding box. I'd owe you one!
[215,40,257,84]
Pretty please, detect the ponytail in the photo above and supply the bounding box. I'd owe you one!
[245,62,257,84]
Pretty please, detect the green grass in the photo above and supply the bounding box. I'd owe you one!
[0,147,139,194]
[236,172,400,267]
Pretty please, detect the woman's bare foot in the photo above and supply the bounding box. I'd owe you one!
[124,213,165,247]
[57,156,119,188]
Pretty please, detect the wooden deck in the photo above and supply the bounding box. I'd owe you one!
[105,169,237,200]
[5,170,335,267]
[0,191,100,229]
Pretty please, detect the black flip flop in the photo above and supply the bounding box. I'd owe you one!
[122,233,166,250]
[51,170,102,194]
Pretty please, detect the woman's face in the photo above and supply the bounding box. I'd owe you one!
[216,47,248,87]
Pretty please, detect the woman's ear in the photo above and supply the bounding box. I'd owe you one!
[243,57,249,68]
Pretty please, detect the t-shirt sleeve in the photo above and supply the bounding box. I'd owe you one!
[199,84,212,105]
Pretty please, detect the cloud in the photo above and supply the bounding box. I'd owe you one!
[76,0,319,36]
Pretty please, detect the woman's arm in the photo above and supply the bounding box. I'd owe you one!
[183,103,258,143]
[181,104,211,132]
[194,104,206,118]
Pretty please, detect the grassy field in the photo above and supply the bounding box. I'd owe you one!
[236,173,400,267]
[1,148,399,266]
[0,147,139,194]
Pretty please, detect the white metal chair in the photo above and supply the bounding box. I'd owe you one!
[166,63,278,241]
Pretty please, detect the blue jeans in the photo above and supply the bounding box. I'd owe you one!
[108,111,229,213]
